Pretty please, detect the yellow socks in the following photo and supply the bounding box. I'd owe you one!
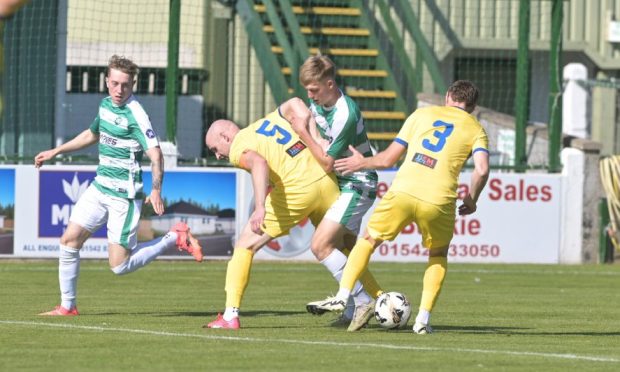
[343,245,383,299]
[358,270,383,299]
[419,256,447,312]
[340,238,374,292]
[225,248,254,308]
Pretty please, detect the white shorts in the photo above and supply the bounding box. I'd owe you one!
[324,182,376,235]
[70,185,143,249]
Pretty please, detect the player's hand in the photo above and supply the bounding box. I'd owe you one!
[145,189,165,216]
[334,145,364,175]
[249,206,266,235]
[458,194,477,215]
[34,149,56,168]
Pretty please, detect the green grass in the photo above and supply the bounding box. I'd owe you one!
[1,260,619,371]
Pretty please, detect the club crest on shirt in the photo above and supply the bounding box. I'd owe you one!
[412,152,437,169]
[114,116,129,127]
[285,141,306,157]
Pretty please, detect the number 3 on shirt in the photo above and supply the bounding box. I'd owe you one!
[256,120,292,145]
[422,120,454,152]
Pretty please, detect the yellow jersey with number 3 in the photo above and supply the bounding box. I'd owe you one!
[229,109,328,189]
[390,105,489,205]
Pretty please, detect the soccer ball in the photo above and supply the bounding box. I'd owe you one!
[374,291,412,329]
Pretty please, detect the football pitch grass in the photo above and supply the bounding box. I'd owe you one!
[1,259,619,371]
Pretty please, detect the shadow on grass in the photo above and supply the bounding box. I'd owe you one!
[86,310,306,317]
[431,325,527,334]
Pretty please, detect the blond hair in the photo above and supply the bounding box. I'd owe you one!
[299,55,336,86]
[107,55,139,79]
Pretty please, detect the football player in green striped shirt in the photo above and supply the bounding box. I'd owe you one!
[35,55,202,316]
[292,55,384,331]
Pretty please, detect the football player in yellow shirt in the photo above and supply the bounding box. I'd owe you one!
[312,80,490,334]
[204,98,340,329]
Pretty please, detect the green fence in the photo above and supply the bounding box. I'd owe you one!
[1,0,206,162]
[1,0,568,170]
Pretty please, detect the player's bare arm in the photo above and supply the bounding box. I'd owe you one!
[281,97,334,172]
[145,146,165,216]
[459,150,490,216]
[34,129,99,168]
[239,149,269,235]
[334,141,406,175]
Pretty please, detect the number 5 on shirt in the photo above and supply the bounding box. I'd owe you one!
[256,120,292,145]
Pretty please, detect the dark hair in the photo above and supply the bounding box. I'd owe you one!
[107,55,139,79]
[299,55,337,86]
[447,80,479,113]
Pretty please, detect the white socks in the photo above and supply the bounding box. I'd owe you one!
[223,307,239,321]
[112,233,177,275]
[320,249,371,308]
[59,245,80,310]
[58,233,178,308]
[416,308,431,325]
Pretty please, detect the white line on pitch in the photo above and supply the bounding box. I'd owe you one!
[1,320,618,363]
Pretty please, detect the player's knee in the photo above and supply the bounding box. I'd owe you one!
[360,233,381,248]
[59,235,80,248]
[429,246,449,257]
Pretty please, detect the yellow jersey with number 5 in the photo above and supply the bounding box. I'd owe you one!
[229,109,327,189]
[390,105,489,205]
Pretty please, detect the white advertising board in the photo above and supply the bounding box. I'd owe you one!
[4,165,562,264]
[255,171,562,264]
[10,165,239,259]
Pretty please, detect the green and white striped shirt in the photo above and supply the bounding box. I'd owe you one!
[89,95,159,199]
[309,91,378,190]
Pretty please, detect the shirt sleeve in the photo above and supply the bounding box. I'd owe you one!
[127,100,159,150]
[395,111,417,147]
[472,127,489,154]
[89,116,100,134]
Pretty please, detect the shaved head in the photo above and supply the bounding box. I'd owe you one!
[205,119,240,160]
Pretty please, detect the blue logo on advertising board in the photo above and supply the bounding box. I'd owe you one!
[39,171,106,238]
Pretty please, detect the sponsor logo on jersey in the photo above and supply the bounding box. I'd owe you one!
[145,129,156,139]
[285,141,306,157]
[412,152,437,169]
[100,133,117,146]
[39,171,106,238]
